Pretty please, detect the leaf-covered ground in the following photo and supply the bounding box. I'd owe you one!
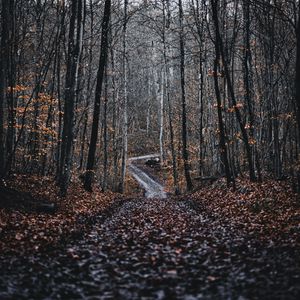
[0,176,300,299]
[190,178,300,247]
[0,175,121,255]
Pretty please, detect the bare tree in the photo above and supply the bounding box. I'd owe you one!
[84,0,111,191]
[120,0,129,193]
[59,0,84,196]
[179,0,193,191]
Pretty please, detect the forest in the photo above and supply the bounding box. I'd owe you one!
[0,0,300,299]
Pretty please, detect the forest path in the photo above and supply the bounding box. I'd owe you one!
[128,154,167,199]
[1,198,299,299]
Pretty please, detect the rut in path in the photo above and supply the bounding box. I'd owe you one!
[1,198,299,299]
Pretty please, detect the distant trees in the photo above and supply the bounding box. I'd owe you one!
[0,0,299,194]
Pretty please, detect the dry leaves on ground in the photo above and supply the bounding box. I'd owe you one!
[0,175,122,255]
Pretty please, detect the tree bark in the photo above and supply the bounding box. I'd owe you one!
[0,0,10,176]
[120,0,128,193]
[242,0,262,181]
[59,0,84,196]
[159,71,164,163]
[211,0,233,186]
[163,0,179,194]
[296,3,300,144]
[179,0,193,191]
[102,66,108,191]
[84,0,111,191]
[2,0,16,177]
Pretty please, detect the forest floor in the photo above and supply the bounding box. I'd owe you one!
[0,171,300,299]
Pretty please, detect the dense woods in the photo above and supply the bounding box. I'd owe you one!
[1,1,300,298]
[0,0,299,194]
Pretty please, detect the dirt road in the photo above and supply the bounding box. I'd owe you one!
[1,197,299,299]
[128,154,166,199]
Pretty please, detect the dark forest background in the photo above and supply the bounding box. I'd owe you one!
[0,0,299,195]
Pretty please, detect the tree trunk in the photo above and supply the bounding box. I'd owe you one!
[3,0,16,176]
[211,0,233,186]
[159,71,164,163]
[295,2,300,190]
[146,74,151,135]
[0,0,10,176]
[296,3,300,144]
[242,1,261,181]
[120,0,128,193]
[179,0,193,191]
[102,66,108,191]
[59,0,84,196]
[84,0,111,191]
[162,0,179,194]
[110,45,119,192]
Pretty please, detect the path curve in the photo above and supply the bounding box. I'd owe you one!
[128,154,167,199]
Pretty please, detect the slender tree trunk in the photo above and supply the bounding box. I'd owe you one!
[211,0,233,186]
[198,60,204,176]
[159,71,164,163]
[242,1,262,181]
[84,0,111,191]
[102,66,108,191]
[179,0,193,191]
[110,46,119,191]
[191,0,205,176]
[296,3,300,144]
[146,74,151,135]
[4,0,16,176]
[55,2,65,178]
[295,2,300,190]
[0,0,10,176]
[59,0,84,196]
[120,0,128,193]
[79,0,93,171]
[29,0,42,173]
[213,53,233,186]
[162,0,179,194]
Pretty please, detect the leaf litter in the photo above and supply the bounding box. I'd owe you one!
[0,176,299,299]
